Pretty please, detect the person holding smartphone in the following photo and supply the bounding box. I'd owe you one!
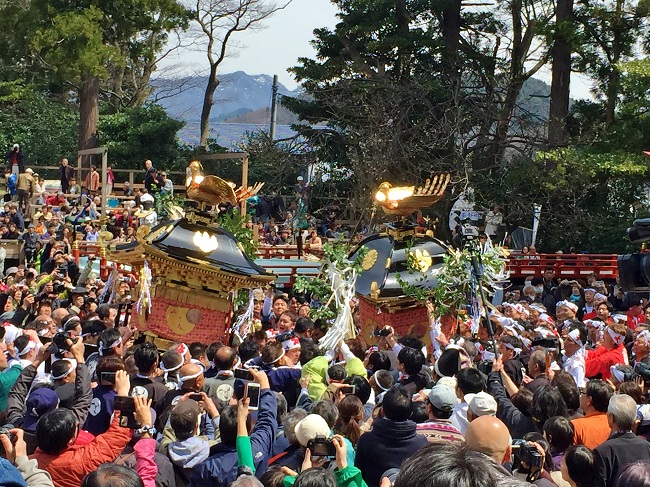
[190,368,278,487]
[83,356,126,436]
[281,434,366,487]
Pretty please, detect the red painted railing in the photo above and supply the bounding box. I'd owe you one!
[506,253,619,279]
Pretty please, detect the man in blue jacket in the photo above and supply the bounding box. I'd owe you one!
[355,385,428,487]
[190,368,277,487]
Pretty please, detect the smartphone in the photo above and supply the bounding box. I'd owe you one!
[340,385,356,395]
[114,395,138,429]
[100,372,116,385]
[234,368,255,381]
[188,393,203,402]
[307,436,336,457]
[245,382,261,411]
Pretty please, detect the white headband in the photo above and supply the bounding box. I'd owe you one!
[502,341,521,355]
[99,336,122,356]
[607,327,625,346]
[263,349,285,365]
[17,340,36,357]
[567,329,583,347]
[51,358,77,380]
[557,300,578,313]
[637,330,650,345]
[610,366,626,383]
[160,360,183,383]
[179,370,203,385]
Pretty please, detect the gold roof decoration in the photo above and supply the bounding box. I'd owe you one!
[375,173,451,216]
[186,160,264,208]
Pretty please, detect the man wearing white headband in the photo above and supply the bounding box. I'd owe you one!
[585,322,629,380]
[580,288,597,319]
[633,329,650,365]
[556,300,578,323]
[563,325,587,388]
[498,336,524,388]
[281,336,301,368]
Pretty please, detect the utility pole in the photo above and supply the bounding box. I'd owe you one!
[269,74,278,140]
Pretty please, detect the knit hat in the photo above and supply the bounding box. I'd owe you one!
[427,384,457,412]
[0,458,26,487]
[170,399,200,440]
[465,392,498,417]
[23,388,59,432]
[294,414,330,447]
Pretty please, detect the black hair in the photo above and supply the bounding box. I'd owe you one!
[500,335,522,351]
[294,468,337,487]
[275,392,288,424]
[531,385,568,425]
[295,317,314,334]
[206,341,223,362]
[312,400,339,428]
[456,368,486,395]
[299,339,322,366]
[543,416,574,454]
[51,360,73,381]
[399,336,425,351]
[327,364,347,382]
[96,304,111,320]
[220,405,251,445]
[394,443,504,487]
[189,342,206,360]
[382,385,412,421]
[14,335,31,354]
[563,445,597,487]
[585,379,613,413]
[82,463,144,487]
[96,356,126,376]
[410,401,428,424]
[344,375,371,404]
[511,388,534,414]
[397,347,425,376]
[63,319,81,332]
[133,342,158,374]
[36,409,77,455]
[367,351,391,373]
[616,462,650,487]
[238,339,259,363]
[551,371,580,413]
[260,466,287,487]
[98,328,122,357]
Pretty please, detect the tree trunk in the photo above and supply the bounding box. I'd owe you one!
[78,73,100,169]
[548,0,573,148]
[199,64,220,149]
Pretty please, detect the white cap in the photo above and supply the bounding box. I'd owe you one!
[297,176,304,181]
[465,392,498,417]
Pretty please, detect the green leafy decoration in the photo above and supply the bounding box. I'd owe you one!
[293,243,368,322]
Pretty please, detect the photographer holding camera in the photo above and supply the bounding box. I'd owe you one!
[465,416,555,486]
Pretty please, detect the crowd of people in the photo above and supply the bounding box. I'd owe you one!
[0,147,648,487]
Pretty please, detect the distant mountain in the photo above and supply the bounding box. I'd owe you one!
[224,104,300,125]
[153,71,296,123]
[154,71,563,146]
